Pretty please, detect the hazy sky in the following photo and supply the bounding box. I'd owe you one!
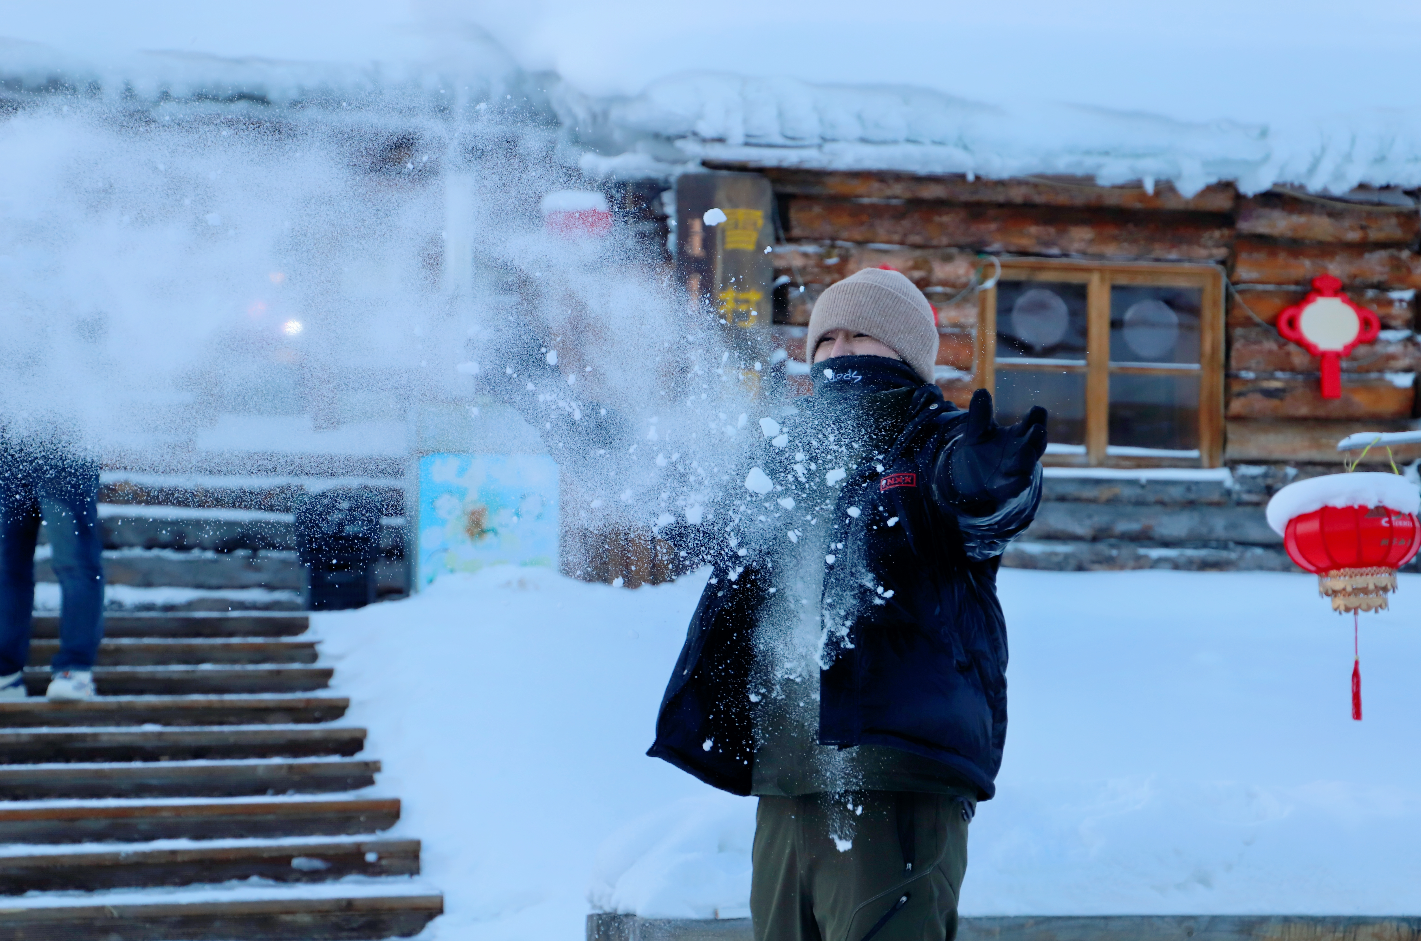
[5,0,1420,122]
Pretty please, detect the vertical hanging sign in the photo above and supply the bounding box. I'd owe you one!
[675,172,774,379]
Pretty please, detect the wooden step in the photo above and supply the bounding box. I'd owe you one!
[96,591,306,612]
[38,554,407,596]
[20,666,332,697]
[0,797,400,844]
[0,759,379,800]
[99,508,295,552]
[96,505,406,556]
[0,696,348,728]
[0,838,419,895]
[28,639,319,668]
[0,893,443,940]
[0,727,366,763]
[1001,538,1293,572]
[37,551,305,591]
[33,613,310,638]
[97,477,405,516]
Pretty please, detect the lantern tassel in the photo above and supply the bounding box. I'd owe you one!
[1352,611,1363,722]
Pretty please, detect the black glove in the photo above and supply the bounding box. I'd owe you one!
[942,389,1047,511]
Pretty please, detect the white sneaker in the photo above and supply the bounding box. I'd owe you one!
[0,672,25,700]
[46,670,96,701]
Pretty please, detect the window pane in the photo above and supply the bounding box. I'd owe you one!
[996,368,1085,447]
[1108,374,1199,452]
[996,281,1088,362]
[1109,286,1201,365]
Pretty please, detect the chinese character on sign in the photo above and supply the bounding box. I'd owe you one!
[721,210,764,251]
[717,288,764,327]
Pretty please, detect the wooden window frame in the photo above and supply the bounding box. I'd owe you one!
[974,257,1224,468]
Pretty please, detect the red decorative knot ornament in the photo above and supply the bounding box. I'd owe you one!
[1275,274,1380,399]
[540,190,612,238]
[1266,472,1420,719]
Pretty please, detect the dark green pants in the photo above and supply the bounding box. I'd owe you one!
[751,792,971,941]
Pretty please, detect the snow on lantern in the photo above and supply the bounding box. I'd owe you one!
[540,190,612,238]
[1275,274,1380,399]
[1266,467,1420,719]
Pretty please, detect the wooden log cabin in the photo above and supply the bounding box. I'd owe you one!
[658,164,1421,575]
[5,62,1409,581]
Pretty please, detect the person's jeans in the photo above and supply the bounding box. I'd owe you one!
[0,454,104,675]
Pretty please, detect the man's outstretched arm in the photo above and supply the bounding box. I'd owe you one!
[474,311,631,459]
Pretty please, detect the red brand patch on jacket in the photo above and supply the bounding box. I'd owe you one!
[879,472,917,492]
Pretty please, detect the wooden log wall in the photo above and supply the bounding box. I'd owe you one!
[704,163,1421,464]
[1227,190,1420,462]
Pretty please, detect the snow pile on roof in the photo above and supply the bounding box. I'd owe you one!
[567,72,1421,196]
[0,34,524,109]
[10,17,1421,197]
[1266,472,1420,535]
[10,24,1421,197]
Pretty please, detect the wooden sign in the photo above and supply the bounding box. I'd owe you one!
[1276,274,1380,399]
[674,172,774,379]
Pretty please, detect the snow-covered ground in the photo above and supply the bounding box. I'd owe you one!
[315,564,1421,940]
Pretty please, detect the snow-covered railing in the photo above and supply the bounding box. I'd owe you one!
[1337,430,1421,451]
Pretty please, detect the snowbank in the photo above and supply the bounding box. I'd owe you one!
[316,565,1421,939]
[1265,472,1420,535]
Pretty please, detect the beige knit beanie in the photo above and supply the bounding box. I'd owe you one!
[806,268,938,383]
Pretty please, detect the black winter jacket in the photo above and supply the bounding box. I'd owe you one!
[647,381,1041,800]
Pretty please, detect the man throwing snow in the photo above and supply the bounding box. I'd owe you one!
[649,268,1047,941]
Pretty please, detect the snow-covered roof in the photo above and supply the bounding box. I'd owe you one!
[8,5,1421,197]
[566,74,1421,197]
[0,34,528,112]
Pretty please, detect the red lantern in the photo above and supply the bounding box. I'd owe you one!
[1283,504,1420,612]
[1267,471,1421,719]
[1275,274,1380,400]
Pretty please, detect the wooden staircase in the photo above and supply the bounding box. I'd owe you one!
[29,470,411,615]
[0,612,442,940]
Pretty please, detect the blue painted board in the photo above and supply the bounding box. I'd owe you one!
[416,453,559,587]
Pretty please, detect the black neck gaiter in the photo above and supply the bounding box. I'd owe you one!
[809,355,923,398]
